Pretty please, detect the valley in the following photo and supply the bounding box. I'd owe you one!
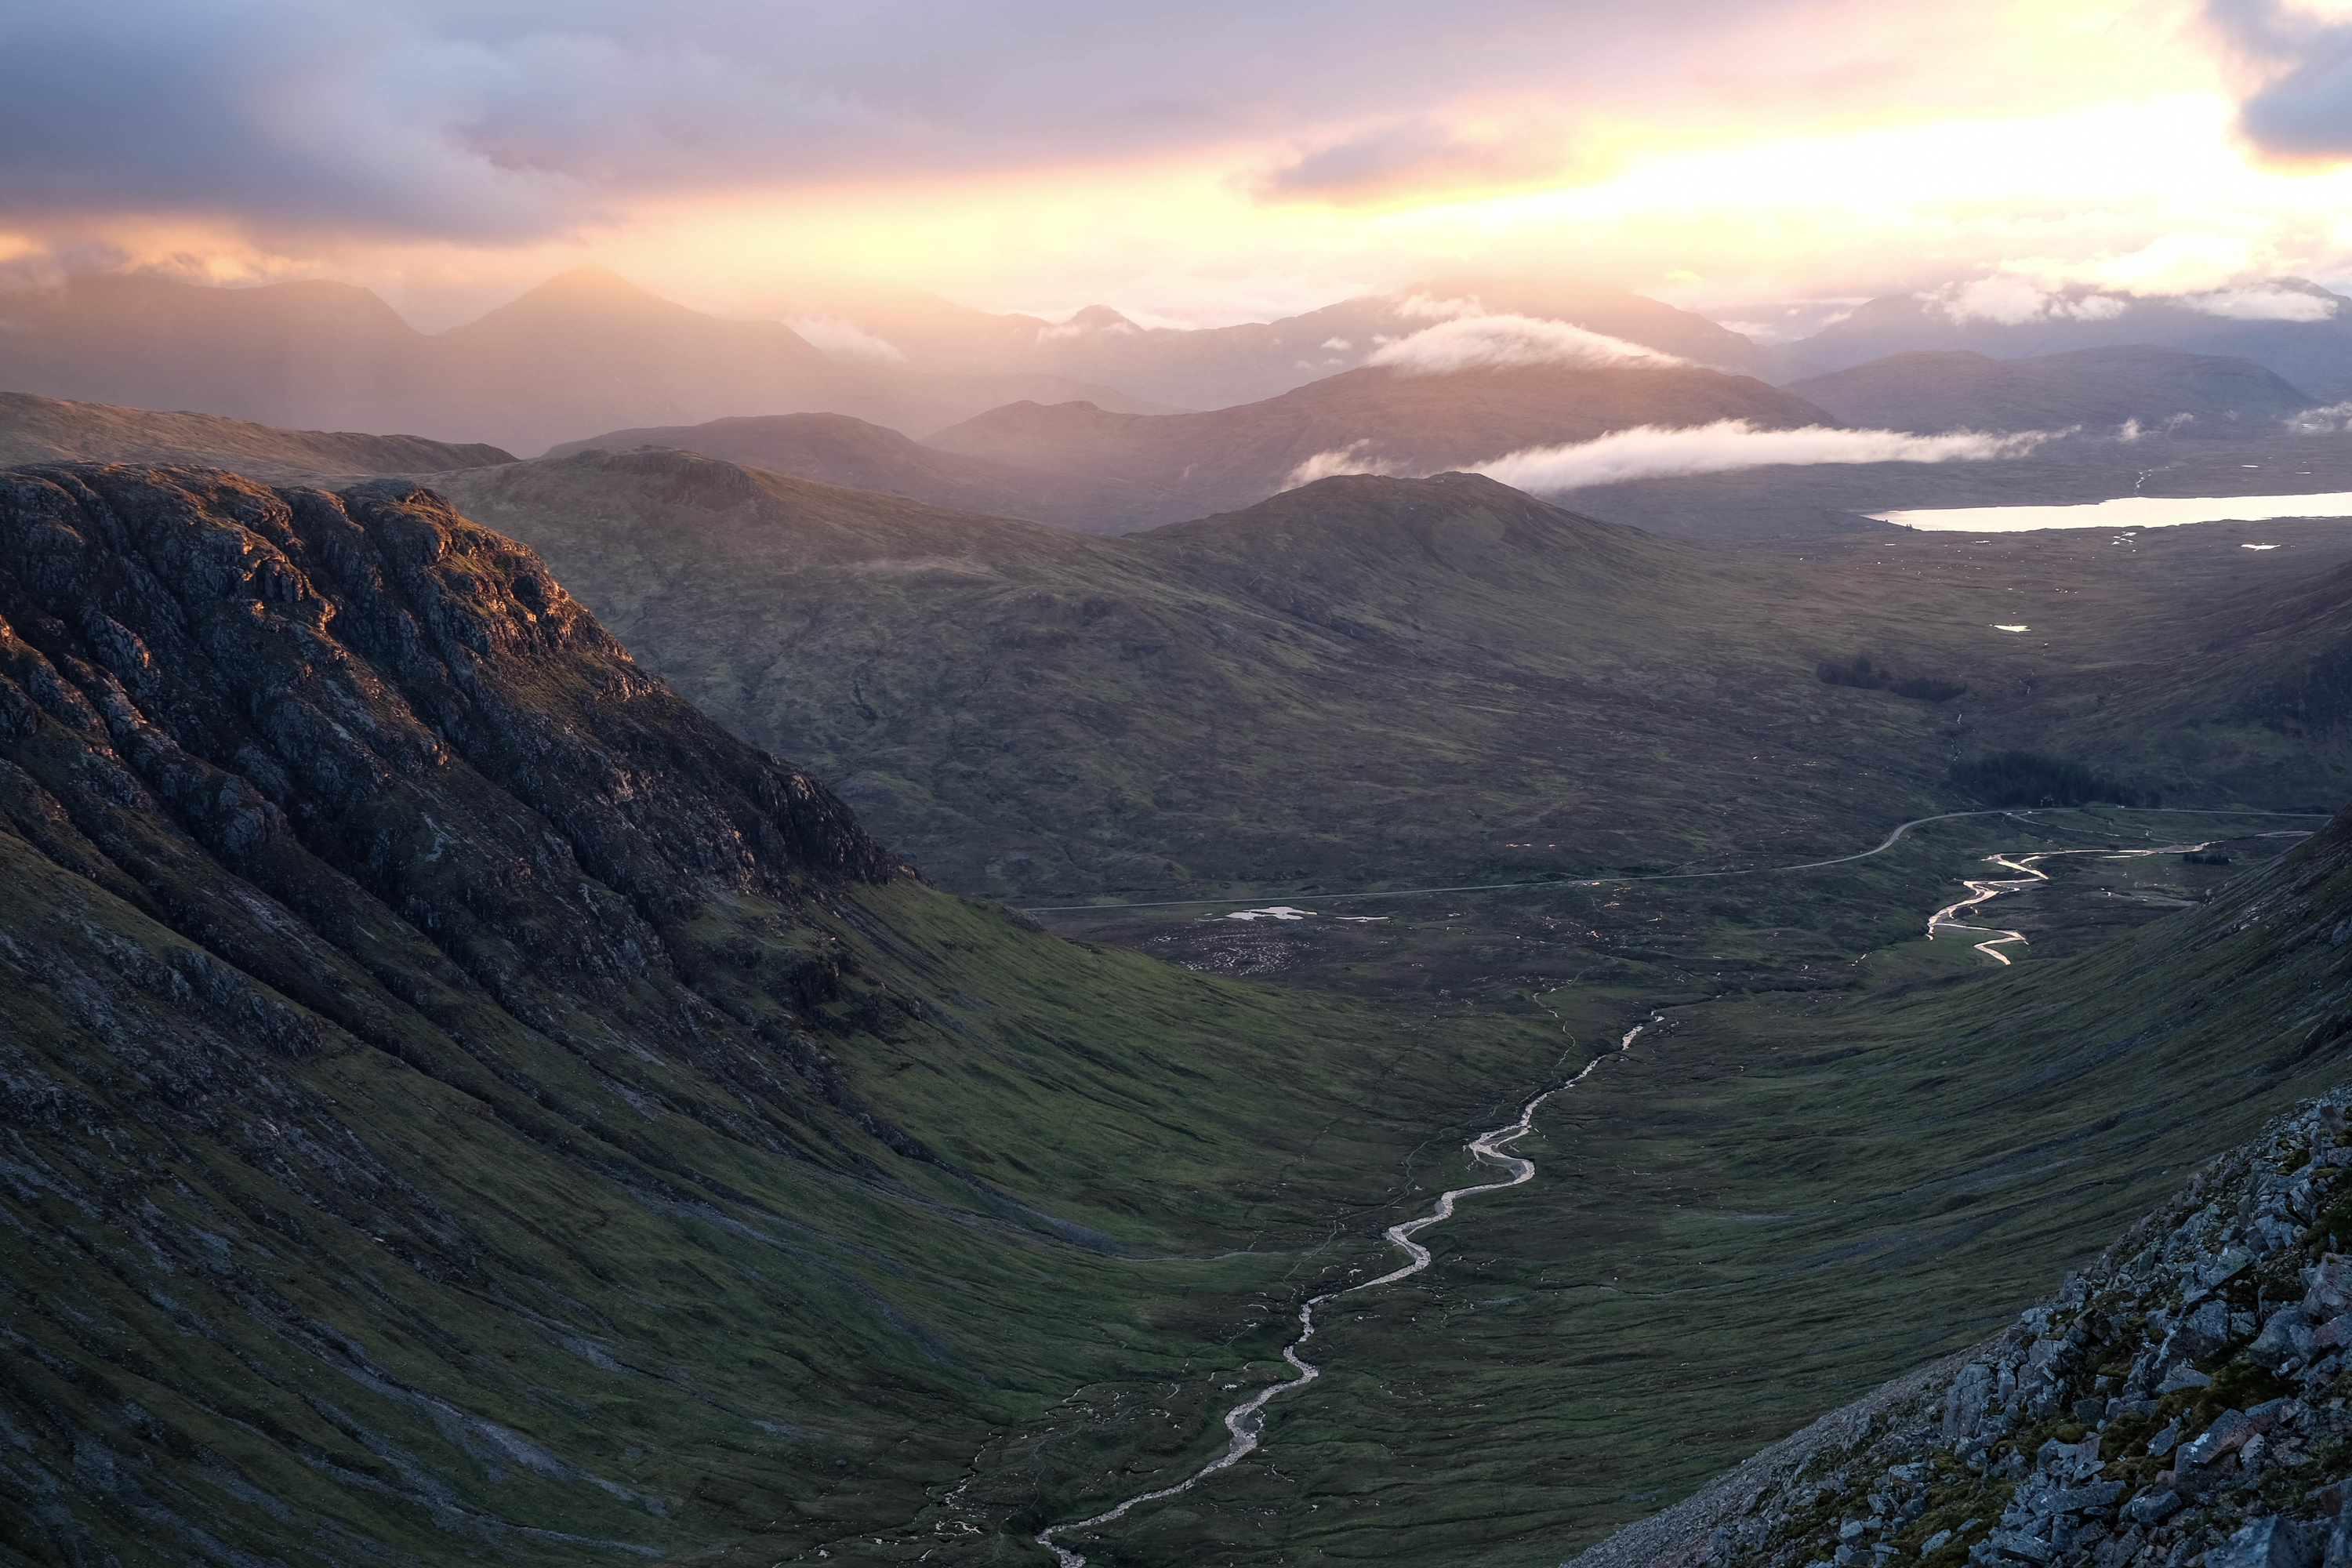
[7,272,2352,1568]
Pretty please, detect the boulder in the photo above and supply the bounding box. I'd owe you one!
[2172,1301,2232,1363]
[2207,1516,2325,1568]
[2122,1489,2183,1526]
[2253,1305,2318,1368]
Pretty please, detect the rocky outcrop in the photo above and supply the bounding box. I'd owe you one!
[1571,1090,2352,1568]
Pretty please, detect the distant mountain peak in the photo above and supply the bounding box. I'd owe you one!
[1054,305,1139,334]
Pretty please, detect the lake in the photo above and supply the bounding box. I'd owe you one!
[1871,492,2352,532]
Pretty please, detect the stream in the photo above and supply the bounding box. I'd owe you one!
[1033,1012,1666,1566]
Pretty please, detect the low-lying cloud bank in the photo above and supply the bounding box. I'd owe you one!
[1472,420,2053,492]
[1367,313,1686,376]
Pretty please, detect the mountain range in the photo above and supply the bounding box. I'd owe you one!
[1785,345,2322,436]
[11,238,2352,1568]
[0,269,1169,455]
[1772,279,2352,397]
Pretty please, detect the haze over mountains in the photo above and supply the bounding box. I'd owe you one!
[9,267,2352,546]
[762,272,1775,405]
[0,269,1168,456]
[1772,278,2352,395]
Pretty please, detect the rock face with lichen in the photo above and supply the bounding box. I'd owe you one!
[1570,1091,2352,1568]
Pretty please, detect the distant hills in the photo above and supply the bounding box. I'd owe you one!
[543,411,1141,532]
[0,268,1169,454]
[1769,278,2352,397]
[0,389,514,478]
[921,361,1827,531]
[430,448,2352,901]
[557,360,1827,534]
[1786,344,2320,435]
[746,272,1773,408]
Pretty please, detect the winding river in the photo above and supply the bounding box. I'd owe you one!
[1926,842,2210,964]
[1025,808,2327,1560]
[1033,1013,1666,1566]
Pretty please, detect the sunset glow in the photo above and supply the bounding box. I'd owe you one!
[3,0,2348,328]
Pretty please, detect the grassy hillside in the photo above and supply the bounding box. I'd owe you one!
[433,450,2352,905]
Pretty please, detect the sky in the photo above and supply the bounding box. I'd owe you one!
[3,0,2352,330]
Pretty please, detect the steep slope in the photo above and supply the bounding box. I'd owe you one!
[542,410,1147,529]
[922,359,1832,531]
[0,269,1170,453]
[1773,281,2352,397]
[1787,347,2319,434]
[0,462,1564,1566]
[0,389,514,477]
[431,451,2352,904]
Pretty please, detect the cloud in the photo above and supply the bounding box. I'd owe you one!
[1475,419,2053,491]
[1283,441,1403,488]
[2206,0,2352,161]
[2287,400,2352,434]
[1254,115,1576,205]
[786,317,906,362]
[0,0,1788,245]
[1366,313,1686,375]
[2177,284,2341,320]
[1925,277,2129,326]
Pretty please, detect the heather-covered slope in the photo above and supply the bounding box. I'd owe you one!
[0,463,1562,1565]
